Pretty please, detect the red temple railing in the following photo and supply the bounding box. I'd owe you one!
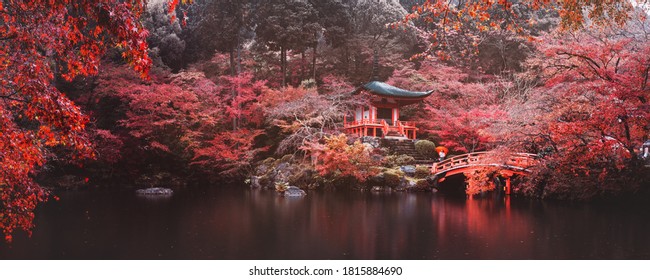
[344,119,418,139]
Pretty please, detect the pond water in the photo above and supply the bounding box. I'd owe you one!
[1,186,650,259]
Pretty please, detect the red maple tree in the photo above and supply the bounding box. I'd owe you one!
[189,73,268,177]
[511,21,650,198]
[1,0,151,241]
[388,61,507,153]
[302,134,379,182]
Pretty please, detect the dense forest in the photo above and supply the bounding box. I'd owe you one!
[2,0,650,241]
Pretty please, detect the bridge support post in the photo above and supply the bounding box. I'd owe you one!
[505,177,511,195]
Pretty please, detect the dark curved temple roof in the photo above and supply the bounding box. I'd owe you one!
[360,81,434,99]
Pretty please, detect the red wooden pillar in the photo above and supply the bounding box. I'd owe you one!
[392,107,398,124]
[505,177,511,195]
[357,106,361,122]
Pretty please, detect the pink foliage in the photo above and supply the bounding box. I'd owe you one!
[90,65,269,176]
[389,61,508,153]
[192,128,266,176]
[217,73,268,128]
[302,134,378,182]
[91,129,124,164]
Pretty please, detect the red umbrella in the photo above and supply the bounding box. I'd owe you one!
[435,146,448,154]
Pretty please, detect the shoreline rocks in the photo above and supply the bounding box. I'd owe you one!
[250,155,436,194]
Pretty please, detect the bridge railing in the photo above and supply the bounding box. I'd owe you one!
[432,152,538,174]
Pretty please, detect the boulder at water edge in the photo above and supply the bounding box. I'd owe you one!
[283,186,307,197]
[136,187,173,196]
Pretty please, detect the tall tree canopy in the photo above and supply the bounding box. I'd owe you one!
[509,20,650,198]
[255,0,321,87]
[403,0,636,61]
[143,1,186,71]
[183,0,256,74]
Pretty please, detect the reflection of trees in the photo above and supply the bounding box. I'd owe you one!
[429,196,534,258]
[4,188,650,259]
[175,188,650,259]
[177,188,427,259]
[176,188,535,259]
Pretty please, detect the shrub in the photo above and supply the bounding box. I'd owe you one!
[303,134,379,182]
[415,166,431,178]
[415,140,436,158]
[383,154,415,167]
[383,170,403,187]
[415,179,430,190]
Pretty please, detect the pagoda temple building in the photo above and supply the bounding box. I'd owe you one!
[344,81,433,140]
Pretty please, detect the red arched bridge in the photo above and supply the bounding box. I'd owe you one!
[431,152,539,194]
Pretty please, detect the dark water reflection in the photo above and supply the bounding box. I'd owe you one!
[1,186,650,259]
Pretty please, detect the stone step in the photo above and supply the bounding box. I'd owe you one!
[394,150,418,153]
[382,138,435,162]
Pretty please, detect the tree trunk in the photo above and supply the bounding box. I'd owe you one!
[236,35,242,75]
[281,46,286,87]
[301,50,305,82]
[343,46,349,77]
[312,41,317,81]
[229,48,236,76]
[230,47,237,131]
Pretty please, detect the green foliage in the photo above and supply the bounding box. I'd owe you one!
[415,140,436,158]
[415,179,430,190]
[287,163,318,189]
[143,3,186,71]
[415,166,431,179]
[135,172,185,189]
[383,154,415,167]
[280,154,294,163]
[382,169,404,187]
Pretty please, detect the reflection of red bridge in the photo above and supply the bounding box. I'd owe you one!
[431,152,539,194]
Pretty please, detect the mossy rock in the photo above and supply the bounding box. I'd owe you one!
[383,169,404,187]
[261,157,277,166]
[256,157,279,176]
[258,175,273,189]
[280,154,294,163]
[367,172,385,186]
[287,164,317,188]
[320,172,362,189]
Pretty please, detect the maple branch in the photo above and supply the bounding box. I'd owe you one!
[0,95,28,103]
[0,83,31,103]
[556,51,612,81]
